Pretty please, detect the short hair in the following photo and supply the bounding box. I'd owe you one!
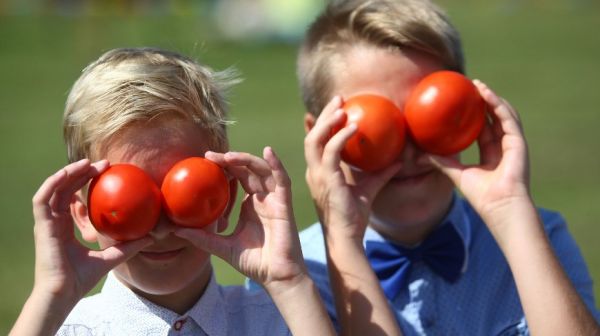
[297,0,464,116]
[63,47,238,162]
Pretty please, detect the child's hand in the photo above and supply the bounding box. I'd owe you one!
[174,148,306,290]
[422,80,532,236]
[423,81,600,336]
[304,96,401,243]
[305,97,403,336]
[32,159,152,305]
[11,159,153,336]
[175,148,336,336]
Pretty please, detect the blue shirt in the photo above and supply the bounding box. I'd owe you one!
[299,197,600,335]
[58,272,290,336]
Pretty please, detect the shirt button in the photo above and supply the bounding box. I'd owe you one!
[173,318,188,331]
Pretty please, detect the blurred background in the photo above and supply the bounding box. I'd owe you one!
[0,0,599,332]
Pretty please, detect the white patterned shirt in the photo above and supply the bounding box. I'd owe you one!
[57,272,290,336]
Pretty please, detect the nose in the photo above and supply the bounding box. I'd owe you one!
[400,137,422,164]
[148,212,177,240]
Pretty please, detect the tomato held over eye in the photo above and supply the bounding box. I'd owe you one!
[88,164,161,241]
[161,157,230,228]
[333,94,406,172]
[404,71,486,156]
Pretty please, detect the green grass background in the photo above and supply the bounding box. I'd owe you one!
[1,1,599,332]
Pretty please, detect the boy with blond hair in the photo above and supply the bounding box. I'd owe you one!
[10,47,340,336]
[298,0,600,335]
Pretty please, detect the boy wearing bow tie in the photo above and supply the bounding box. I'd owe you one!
[298,0,600,334]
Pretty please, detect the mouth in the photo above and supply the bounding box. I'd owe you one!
[390,170,434,186]
[139,248,185,261]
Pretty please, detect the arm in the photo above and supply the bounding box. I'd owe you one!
[10,159,152,336]
[303,96,402,336]
[426,80,600,335]
[174,147,335,336]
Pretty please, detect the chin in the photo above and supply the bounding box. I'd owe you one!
[372,172,454,224]
[114,254,212,296]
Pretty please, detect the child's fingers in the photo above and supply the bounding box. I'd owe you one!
[304,97,346,165]
[309,108,347,146]
[32,169,68,221]
[321,123,357,172]
[92,236,154,270]
[174,227,233,262]
[263,147,292,191]
[224,152,272,177]
[322,95,343,119]
[225,152,277,192]
[424,154,464,186]
[360,161,403,200]
[33,159,92,219]
[204,151,227,166]
[51,160,109,213]
[208,152,275,194]
[476,115,502,167]
[474,80,523,138]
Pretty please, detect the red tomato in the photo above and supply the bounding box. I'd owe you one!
[334,95,405,172]
[404,71,486,156]
[88,164,161,241]
[161,157,230,228]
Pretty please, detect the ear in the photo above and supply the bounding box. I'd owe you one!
[70,191,99,243]
[304,113,316,133]
[217,178,238,233]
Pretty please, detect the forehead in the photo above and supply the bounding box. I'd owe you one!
[99,116,212,181]
[332,45,444,108]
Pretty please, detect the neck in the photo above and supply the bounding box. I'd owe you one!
[370,197,454,246]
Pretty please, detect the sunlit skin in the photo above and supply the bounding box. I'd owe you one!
[306,45,456,245]
[72,116,219,314]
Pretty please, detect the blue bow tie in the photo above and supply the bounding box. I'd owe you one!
[365,222,466,300]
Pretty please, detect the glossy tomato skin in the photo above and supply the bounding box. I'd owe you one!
[88,164,161,241]
[404,71,486,156]
[161,157,230,228]
[335,95,405,172]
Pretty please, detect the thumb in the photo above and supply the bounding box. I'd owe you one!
[174,227,233,263]
[423,154,464,185]
[90,236,154,272]
[361,162,403,200]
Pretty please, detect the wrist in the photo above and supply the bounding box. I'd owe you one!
[321,216,367,247]
[263,272,313,300]
[30,284,79,313]
[482,197,544,250]
[11,287,78,335]
[32,275,82,307]
[264,271,335,335]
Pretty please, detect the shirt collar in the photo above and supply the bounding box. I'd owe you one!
[364,193,472,273]
[102,271,227,336]
[187,273,227,336]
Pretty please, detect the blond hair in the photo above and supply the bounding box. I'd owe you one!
[64,47,238,162]
[298,0,464,116]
